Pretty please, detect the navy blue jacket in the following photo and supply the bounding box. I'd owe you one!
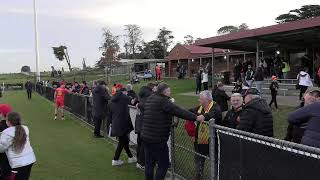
[288,102,320,148]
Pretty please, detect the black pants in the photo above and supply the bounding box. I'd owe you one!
[136,133,145,166]
[11,163,33,180]
[269,93,278,109]
[144,142,169,180]
[299,85,308,100]
[27,91,32,99]
[203,82,208,90]
[0,153,11,179]
[196,83,202,94]
[114,134,133,160]
[93,115,103,136]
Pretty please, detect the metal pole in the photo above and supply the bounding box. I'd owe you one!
[212,49,215,88]
[256,41,259,69]
[209,119,217,180]
[170,123,176,180]
[33,0,40,82]
[227,55,230,71]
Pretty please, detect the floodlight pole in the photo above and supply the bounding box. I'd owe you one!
[33,0,41,82]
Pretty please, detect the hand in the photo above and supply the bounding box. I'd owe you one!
[196,115,205,122]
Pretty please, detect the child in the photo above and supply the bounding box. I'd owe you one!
[269,75,279,109]
[0,112,36,180]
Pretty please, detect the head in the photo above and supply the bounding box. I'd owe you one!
[157,83,171,97]
[0,104,12,120]
[248,65,252,69]
[82,81,87,86]
[99,81,106,88]
[7,112,26,153]
[199,91,213,107]
[271,75,278,82]
[304,88,320,106]
[243,88,260,104]
[126,84,133,91]
[231,93,243,109]
[60,82,65,88]
[217,81,224,90]
[147,82,157,92]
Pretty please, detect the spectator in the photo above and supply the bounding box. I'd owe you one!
[234,61,243,82]
[0,112,36,180]
[111,83,117,96]
[54,82,70,121]
[282,60,291,79]
[0,104,12,179]
[288,89,320,148]
[80,81,90,95]
[201,70,209,90]
[285,87,320,143]
[195,69,203,94]
[24,80,33,100]
[141,83,204,180]
[253,64,264,94]
[245,65,254,87]
[238,88,273,137]
[155,65,162,81]
[297,67,313,100]
[232,80,242,94]
[189,91,222,180]
[126,84,137,102]
[269,76,279,109]
[135,83,157,170]
[107,88,136,166]
[92,81,111,138]
[223,93,243,129]
[72,82,81,93]
[212,82,230,118]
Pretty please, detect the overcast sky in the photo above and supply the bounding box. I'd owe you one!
[0,0,319,73]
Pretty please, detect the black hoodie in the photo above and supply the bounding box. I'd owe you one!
[237,98,273,137]
[107,92,133,137]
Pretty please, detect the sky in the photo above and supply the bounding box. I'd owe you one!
[0,0,319,73]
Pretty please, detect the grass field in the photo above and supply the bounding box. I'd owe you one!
[0,91,143,180]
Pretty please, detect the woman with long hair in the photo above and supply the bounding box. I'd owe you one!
[0,112,36,180]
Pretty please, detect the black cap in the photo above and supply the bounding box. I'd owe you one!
[98,81,106,85]
[242,88,260,97]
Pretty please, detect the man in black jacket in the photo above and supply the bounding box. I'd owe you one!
[107,88,136,166]
[223,93,243,129]
[92,81,111,138]
[141,83,204,180]
[25,80,33,100]
[238,88,273,137]
[212,82,230,118]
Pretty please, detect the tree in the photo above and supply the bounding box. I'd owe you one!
[276,5,320,23]
[52,45,72,72]
[124,24,142,58]
[82,58,87,70]
[157,27,174,58]
[217,23,249,35]
[137,40,165,59]
[99,28,120,67]
[183,35,194,45]
[21,66,31,73]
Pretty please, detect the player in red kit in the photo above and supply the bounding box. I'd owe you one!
[54,82,70,120]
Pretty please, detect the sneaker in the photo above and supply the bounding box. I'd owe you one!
[54,116,57,120]
[128,157,137,164]
[136,163,145,170]
[61,117,65,120]
[112,160,124,166]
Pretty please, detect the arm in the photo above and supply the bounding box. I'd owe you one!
[0,133,12,153]
[162,100,197,121]
[288,104,316,125]
[237,109,255,132]
[204,107,222,125]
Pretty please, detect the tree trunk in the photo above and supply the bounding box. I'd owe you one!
[64,49,72,72]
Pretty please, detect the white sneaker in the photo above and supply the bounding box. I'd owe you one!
[128,157,137,163]
[136,163,145,170]
[112,160,124,166]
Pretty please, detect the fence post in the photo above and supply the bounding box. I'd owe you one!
[170,120,176,180]
[84,96,88,121]
[209,119,217,180]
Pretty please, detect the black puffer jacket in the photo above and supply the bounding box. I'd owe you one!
[237,98,273,137]
[254,67,264,81]
[142,93,197,143]
[107,92,133,137]
[135,86,153,133]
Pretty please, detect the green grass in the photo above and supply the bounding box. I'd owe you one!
[0,91,143,180]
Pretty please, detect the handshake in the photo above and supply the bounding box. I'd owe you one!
[196,115,205,122]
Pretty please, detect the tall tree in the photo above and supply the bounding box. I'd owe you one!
[124,24,142,58]
[99,28,120,66]
[183,35,194,45]
[21,66,31,73]
[217,23,249,35]
[52,45,72,72]
[157,27,174,58]
[276,5,320,23]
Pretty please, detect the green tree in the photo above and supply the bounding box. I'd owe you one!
[21,66,31,73]
[124,24,142,58]
[276,5,320,23]
[157,27,174,58]
[98,28,120,67]
[52,45,72,72]
[217,23,249,35]
[183,35,194,45]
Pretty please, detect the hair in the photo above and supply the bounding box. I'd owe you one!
[309,90,320,98]
[231,93,242,98]
[7,112,27,153]
[147,82,156,89]
[126,84,133,91]
[82,81,87,85]
[98,81,106,85]
[156,83,169,94]
[199,91,213,101]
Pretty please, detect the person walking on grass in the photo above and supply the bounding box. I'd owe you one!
[107,88,136,166]
[201,70,209,90]
[24,81,33,100]
[297,67,313,100]
[54,82,70,121]
[0,112,36,180]
[269,75,279,110]
[195,69,203,94]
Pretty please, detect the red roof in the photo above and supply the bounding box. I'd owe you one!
[196,16,320,47]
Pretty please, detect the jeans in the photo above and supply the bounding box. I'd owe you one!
[114,134,133,160]
[144,142,169,180]
[202,82,208,90]
[255,81,263,94]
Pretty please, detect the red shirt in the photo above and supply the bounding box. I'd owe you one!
[55,87,69,101]
[155,66,161,74]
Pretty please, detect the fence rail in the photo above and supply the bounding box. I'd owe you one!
[35,85,320,180]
